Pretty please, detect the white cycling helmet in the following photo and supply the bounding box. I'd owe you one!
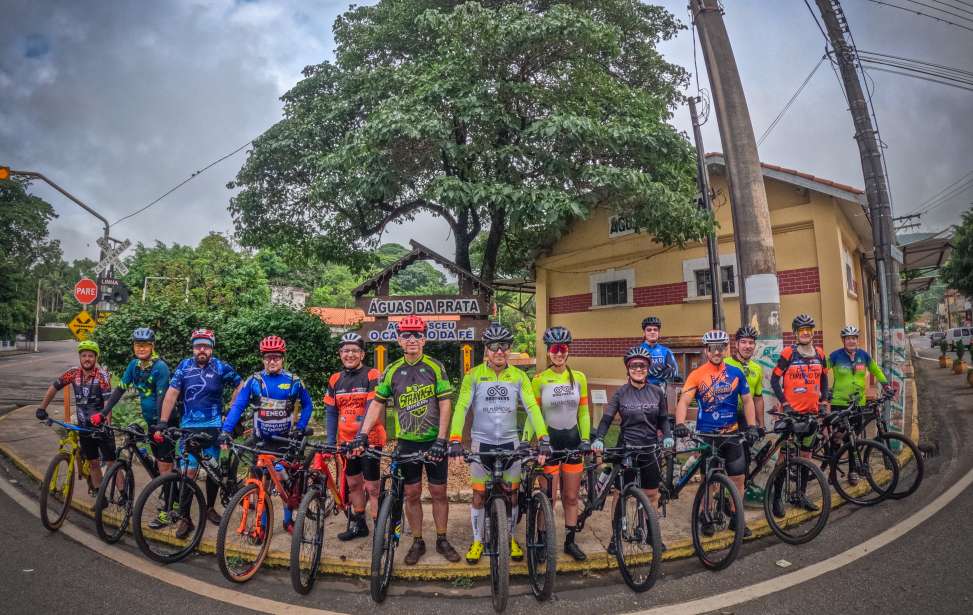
[702,330,730,345]
[840,324,860,338]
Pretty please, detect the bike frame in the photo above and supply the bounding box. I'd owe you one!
[465,449,523,558]
[576,445,656,529]
[45,418,98,487]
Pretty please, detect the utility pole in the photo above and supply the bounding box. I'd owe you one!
[34,280,41,353]
[815,0,900,373]
[691,0,781,349]
[689,96,725,331]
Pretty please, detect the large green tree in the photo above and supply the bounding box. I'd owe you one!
[943,209,973,299]
[229,0,708,284]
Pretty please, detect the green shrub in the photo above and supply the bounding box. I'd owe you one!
[956,341,967,364]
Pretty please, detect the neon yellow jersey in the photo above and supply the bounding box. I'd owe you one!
[450,363,547,445]
[725,356,762,418]
[525,367,590,441]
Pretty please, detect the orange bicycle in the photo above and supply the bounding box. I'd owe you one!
[215,431,311,583]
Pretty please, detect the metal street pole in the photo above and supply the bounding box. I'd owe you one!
[689,96,725,331]
[33,280,41,353]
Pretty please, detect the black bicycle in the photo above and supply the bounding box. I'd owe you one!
[812,407,899,506]
[290,440,344,595]
[517,449,560,602]
[656,433,744,571]
[93,423,160,543]
[746,412,832,544]
[132,428,243,563]
[851,389,923,499]
[575,445,662,592]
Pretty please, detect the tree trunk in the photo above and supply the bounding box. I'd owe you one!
[479,205,506,289]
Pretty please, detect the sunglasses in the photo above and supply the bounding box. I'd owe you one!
[797,327,814,335]
[262,354,284,361]
[706,344,727,353]
[627,362,649,371]
[486,342,511,352]
[399,332,424,340]
[547,343,570,355]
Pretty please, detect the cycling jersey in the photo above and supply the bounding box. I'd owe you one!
[168,357,242,429]
[52,366,112,424]
[451,362,547,446]
[524,367,590,442]
[639,341,679,385]
[222,370,314,440]
[827,348,887,406]
[725,356,763,420]
[682,361,750,433]
[375,354,452,442]
[324,364,386,446]
[118,356,170,424]
[594,382,670,446]
[771,345,829,414]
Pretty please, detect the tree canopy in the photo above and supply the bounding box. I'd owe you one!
[229,0,709,284]
[942,208,973,299]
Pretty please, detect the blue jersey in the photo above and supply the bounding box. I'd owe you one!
[119,357,171,424]
[168,357,242,429]
[639,341,679,385]
[683,361,750,433]
[223,370,314,439]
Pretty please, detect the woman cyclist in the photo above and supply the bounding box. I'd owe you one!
[525,326,591,561]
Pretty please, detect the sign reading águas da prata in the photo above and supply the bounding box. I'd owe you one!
[360,295,485,317]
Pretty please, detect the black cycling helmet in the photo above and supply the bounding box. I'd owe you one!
[641,316,662,330]
[339,331,365,349]
[131,327,155,342]
[543,326,572,345]
[792,313,815,331]
[623,346,653,365]
[735,325,759,341]
[482,323,514,343]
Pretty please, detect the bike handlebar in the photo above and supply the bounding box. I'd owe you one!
[43,417,104,435]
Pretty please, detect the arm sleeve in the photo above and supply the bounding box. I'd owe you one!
[221,378,252,433]
[868,356,888,384]
[819,370,830,402]
[449,371,475,442]
[168,363,185,391]
[295,379,314,431]
[666,349,680,381]
[51,372,69,390]
[524,376,543,442]
[222,363,243,388]
[520,372,548,440]
[594,388,621,441]
[771,350,790,401]
[324,375,338,445]
[374,367,394,403]
[657,386,671,438]
[577,371,591,440]
[103,388,125,413]
[154,362,171,405]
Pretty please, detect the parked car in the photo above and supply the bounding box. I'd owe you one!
[929,330,945,345]
[945,327,972,348]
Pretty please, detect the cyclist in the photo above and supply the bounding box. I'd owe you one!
[354,315,461,565]
[770,313,829,511]
[35,340,114,492]
[725,326,766,433]
[527,326,591,561]
[220,335,313,533]
[592,346,673,554]
[639,316,680,387]
[674,330,758,538]
[449,323,550,565]
[324,331,384,541]
[154,328,243,537]
[102,328,174,475]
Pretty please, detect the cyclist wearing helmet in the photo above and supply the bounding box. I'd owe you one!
[449,323,550,564]
[527,326,591,561]
[675,330,758,537]
[221,336,314,534]
[103,328,174,472]
[639,316,680,387]
[592,345,672,553]
[155,328,243,536]
[36,340,114,491]
[828,324,892,436]
[324,331,385,541]
[356,314,460,565]
[725,326,766,432]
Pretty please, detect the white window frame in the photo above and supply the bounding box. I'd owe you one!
[608,214,638,238]
[683,253,739,299]
[842,245,858,297]
[589,268,635,308]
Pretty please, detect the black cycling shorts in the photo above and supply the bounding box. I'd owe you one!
[79,432,116,462]
[344,445,381,482]
[699,434,747,477]
[623,452,662,490]
[396,439,448,486]
[548,428,583,466]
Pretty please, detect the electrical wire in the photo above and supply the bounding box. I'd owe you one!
[756,55,826,147]
[859,50,973,79]
[902,170,973,215]
[862,0,973,32]
[902,0,973,22]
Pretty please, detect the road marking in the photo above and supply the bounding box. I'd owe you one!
[627,462,973,615]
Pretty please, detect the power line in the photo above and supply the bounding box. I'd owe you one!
[861,64,973,91]
[904,169,973,214]
[858,49,973,79]
[862,0,973,32]
[926,0,973,17]
[902,0,973,22]
[110,139,254,228]
[918,177,973,214]
[757,54,826,146]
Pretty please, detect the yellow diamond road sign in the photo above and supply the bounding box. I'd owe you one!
[68,310,97,341]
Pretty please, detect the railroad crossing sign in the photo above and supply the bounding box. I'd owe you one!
[99,277,130,305]
[67,310,97,341]
[74,278,99,305]
[94,237,131,276]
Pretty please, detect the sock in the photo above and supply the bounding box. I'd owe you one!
[205,477,218,509]
[471,506,484,542]
[509,504,518,535]
[564,526,576,544]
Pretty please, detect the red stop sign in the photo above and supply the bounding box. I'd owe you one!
[74,278,99,305]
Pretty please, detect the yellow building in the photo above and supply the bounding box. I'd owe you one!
[534,153,878,389]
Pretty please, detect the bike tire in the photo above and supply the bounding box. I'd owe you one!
[133,472,206,564]
[370,491,399,603]
[39,452,74,531]
[613,484,662,592]
[879,433,924,500]
[217,482,273,583]
[488,497,510,613]
[830,439,900,506]
[575,463,595,531]
[763,456,831,545]
[690,472,744,571]
[94,459,135,543]
[291,485,326,594]
[525,490,557,601]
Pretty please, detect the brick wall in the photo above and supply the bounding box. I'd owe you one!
[778,267,821,295]
[633,282,689,307]
[570,331,826,358]
[548,292,591,314]
[782,331,825,347]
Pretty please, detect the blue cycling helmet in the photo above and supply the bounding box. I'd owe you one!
[132,327,156,342]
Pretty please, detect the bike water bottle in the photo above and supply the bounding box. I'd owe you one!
[274,462,289,483]
[595,465,612,493]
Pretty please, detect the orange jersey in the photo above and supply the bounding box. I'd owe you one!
[772,345,828,413]
[324,366,386,446]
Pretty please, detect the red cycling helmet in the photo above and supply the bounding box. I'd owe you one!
[190,328,216,346]
[396,314,427,333]
[259,335,286,354]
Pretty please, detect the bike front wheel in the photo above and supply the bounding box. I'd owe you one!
[763,456,831,545]
[217,482,273,583]
[830,439,900,506]
[525,489,557,601]
[613,484,662,592]
[690,472,744,571]
[879,433,924,500]
[40,452,75,531]
[487,497,510,613]
[133,472,206,564]
[94,458,135,543]
[291,485,327,594]
[370,491,401,603]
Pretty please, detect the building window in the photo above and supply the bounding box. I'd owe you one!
[842,247,857,295]
[598,279,628,306]
[589,267,634,307]
[693,265,736,296]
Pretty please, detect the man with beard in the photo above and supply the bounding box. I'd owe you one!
[724,326,766,433]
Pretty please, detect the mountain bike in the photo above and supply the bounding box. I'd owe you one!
[851,389,923,499]
[93,423,160,543]
[517,449,558,601]
[656,433,744,571]
[812,407,899,506]
[216,430,312,583]
[37,417,105,531]
[575,445,662,592]
[132,428,242,563]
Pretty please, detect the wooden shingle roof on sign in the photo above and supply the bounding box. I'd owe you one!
[352,239,494,298]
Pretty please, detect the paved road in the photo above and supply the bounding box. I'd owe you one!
[0,340,76,415]
[0,335,970,614]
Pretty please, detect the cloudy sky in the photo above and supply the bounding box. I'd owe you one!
[2,0,971,266]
